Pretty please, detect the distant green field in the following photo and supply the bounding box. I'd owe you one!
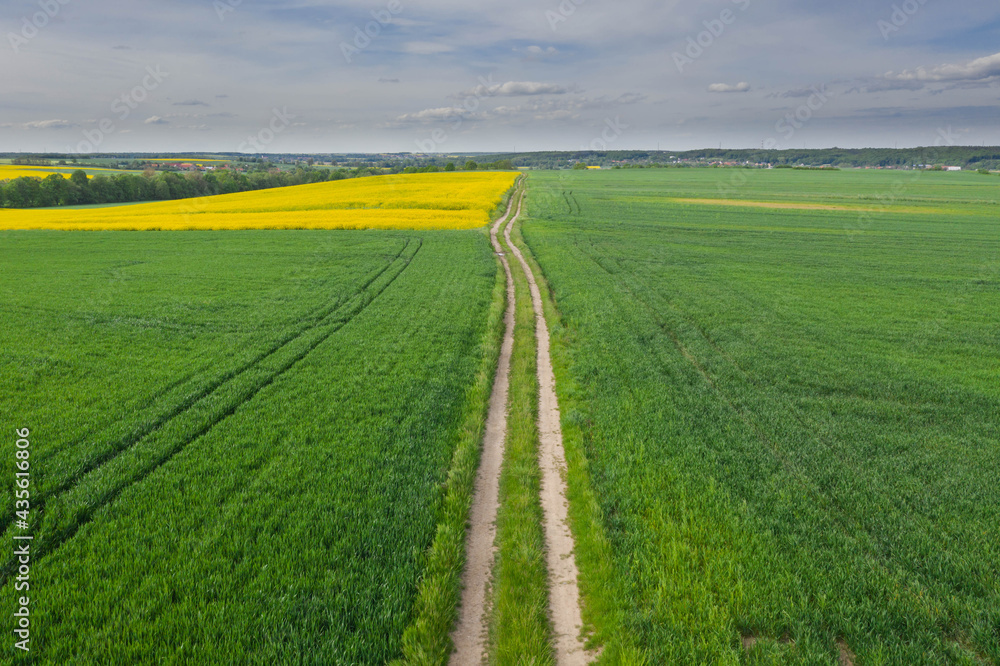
[0,229,498,663]
[522,169,1000,663]
[599,166,1000,206]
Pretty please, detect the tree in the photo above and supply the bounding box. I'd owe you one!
[445,162,456,172]
[114,173,142,202]
[40,174,73,206]
[89,175,120,203]
[572,162,588,170]
[2,181,23,207]
[153,180,171,200]
[3,178,41,208]
[69,170,92,203]
[465,160,478,171]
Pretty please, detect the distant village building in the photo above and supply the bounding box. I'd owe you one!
[944,166,963,171]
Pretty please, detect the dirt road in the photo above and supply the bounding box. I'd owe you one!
[449,190,519,665]
[452,183,591,665]
[504,193,592,666]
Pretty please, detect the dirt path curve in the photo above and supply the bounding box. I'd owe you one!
[449,188,520,665]
[504,193,593,666]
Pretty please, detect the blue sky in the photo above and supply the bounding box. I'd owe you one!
[2,0,999,153]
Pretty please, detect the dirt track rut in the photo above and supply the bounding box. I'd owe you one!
[451,184,592,665]
[504,192,593,666]
[449,192,518,665]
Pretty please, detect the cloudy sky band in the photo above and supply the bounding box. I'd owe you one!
[2,0,998,152]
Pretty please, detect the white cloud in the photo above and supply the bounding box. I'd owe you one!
[518,45,558,58]
[886,51,1000,82]
[487,99,584,122]
[489,107,576,122]
[462,81,571,97]
[23,119,76,129]
[401,41,453,55]
[391,92,641,129]
[390,18,434,27]
[708,82,751,93]
[573,93,647,109]
[612,92,647,105]
[144,116,169,124]
[162,112,235,120]
[392,107,470,124]
[845,79,925,94]
[770,86,828,99]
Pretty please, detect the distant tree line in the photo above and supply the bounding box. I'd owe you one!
[400,159,514,174]
[471,148,1000,171]
[0,166,377,209]
[10,156,52,166]
[1,158,520,209]
[772,165,840,171]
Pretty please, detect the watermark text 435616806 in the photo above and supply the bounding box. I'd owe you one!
[13,428,33,653]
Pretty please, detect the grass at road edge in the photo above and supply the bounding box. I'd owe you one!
[511,179,648,664]
[396,181,517,665]
[487,187,554,664]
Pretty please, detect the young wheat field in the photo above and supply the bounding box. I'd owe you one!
[519,168,999,664]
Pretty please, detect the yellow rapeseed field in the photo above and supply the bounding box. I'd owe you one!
[0,172,519,231]
[0,166,80,180]
[0,165,120,180]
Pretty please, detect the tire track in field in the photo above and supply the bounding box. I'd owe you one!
[505,191,593,665]
[17,367,198,483]
[0,239,422,585]
[450,187,519,665]
[562,191,574,215]
[0,239,413,533]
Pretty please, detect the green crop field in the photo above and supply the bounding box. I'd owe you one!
[0,229,500,663]
[2,167,997,665]
[520,169,1000,663]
